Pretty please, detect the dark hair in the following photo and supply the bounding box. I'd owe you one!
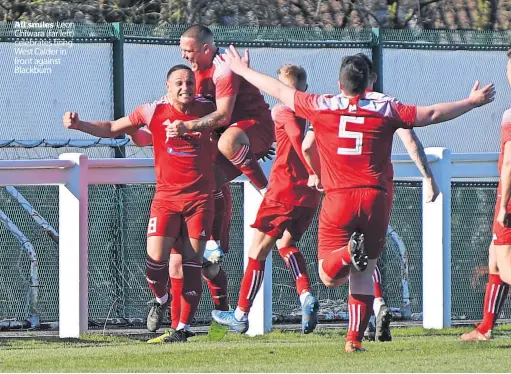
[354,53,373,74]
[181,24,213,43]
[507,48,511,59]
[166,64,192,80]
[339,55,369,95]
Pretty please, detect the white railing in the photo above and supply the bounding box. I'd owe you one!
[0,149,500,338]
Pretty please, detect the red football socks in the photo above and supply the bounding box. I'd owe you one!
[321,245,352,280]
[237,258,266,312]
[180,261,203,325]
[278,246,311,295]
[145,255,168,298]
[373,265,384,299]
[229,144,268,189]
[204,266,229,311]
[477,274,509,334]
[170,277,183,329]
[346,293,374,342]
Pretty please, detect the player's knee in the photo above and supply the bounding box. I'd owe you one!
[202,262,220,280]
[218,127,249,156]
[318,266,347,288]
[276,232,296,249]
[168,261,182,279]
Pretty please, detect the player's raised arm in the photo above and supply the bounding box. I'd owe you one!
[217,45,298,111]
[414,81,496,127]
[63,112,139,138]
[129,127,153,147]
[396,128,439,202]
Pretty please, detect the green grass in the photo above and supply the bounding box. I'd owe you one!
[1,325,510,372]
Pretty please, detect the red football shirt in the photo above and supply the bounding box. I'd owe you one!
[497,109,511,196]
[194,48,272,125]
[295,91,416,193]
[128,96,216,200]
[265,103,320,208]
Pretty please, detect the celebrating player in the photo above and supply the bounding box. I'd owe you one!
[63,64,215,343]
[211,64,321,334]
[302,52,440,342]
[461,50,511,341]
[216,46,494,352]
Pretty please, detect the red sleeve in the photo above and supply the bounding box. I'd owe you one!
[213,64,240,100]
[128,103,156,129]
[389,102,417,129]
[502,110,511,143]
[272,104,314,175]
[294,91,321,124]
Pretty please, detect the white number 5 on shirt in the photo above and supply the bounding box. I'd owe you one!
[338,116,363,155]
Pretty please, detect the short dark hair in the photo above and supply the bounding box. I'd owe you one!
[166,64,192,80]
[181,24,213,43]
[339,55,369,95]
[354,53,373,74]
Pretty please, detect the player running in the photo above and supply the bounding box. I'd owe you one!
[63,64,215,343]
[211,64,321,334]
[461,50,511,341]
[302,52,440,342]
[216,46,494,352]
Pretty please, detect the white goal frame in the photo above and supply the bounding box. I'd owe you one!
[0,148,499,338]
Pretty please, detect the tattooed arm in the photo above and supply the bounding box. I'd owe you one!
[168,96,237,136]
[396,128,439,203]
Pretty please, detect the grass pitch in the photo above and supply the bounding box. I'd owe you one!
[0,325,510,372]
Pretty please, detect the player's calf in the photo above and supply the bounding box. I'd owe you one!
[278,245,318,333]
[146,254,171,332]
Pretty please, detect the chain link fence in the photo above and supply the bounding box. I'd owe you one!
[1,25,511,328]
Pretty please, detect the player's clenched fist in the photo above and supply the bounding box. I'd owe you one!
[63,112,80,130]
[166,120,186,138]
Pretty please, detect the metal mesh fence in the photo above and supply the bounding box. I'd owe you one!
[2,25,511,328]
[451,182,511,320]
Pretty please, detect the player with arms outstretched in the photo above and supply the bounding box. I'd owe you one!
[211,64,321,334]
[63,64,215,343]
[216,46,494,351]
[461,50,511,341]
[302,53,440,342]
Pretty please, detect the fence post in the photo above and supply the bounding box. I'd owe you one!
[243,181,272,336]
[422,147,451,329]
[371,27,383,93]
[59,153,89,338]
[112,22,126,158]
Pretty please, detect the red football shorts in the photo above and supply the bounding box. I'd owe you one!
[147,196,214,240]
[492,197,511,245]
[251,197,317,240]
[214,117,275,182]
[318,188,390,261]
